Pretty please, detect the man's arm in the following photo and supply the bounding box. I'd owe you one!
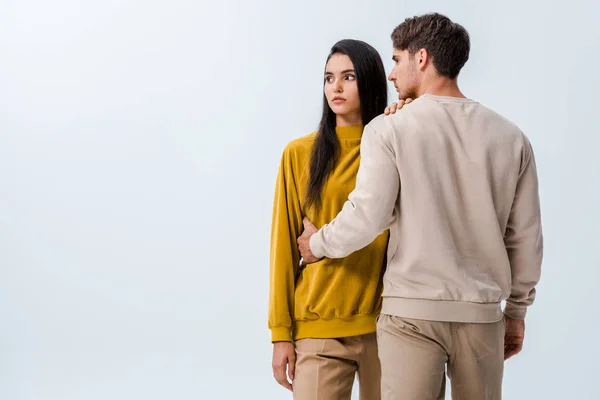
[503,136,543,319]
[309,122,400,259]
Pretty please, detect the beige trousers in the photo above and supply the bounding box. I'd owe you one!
[376,314,505,400]
[293,333,381,400]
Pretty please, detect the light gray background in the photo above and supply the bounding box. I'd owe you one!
[1,0,599,399]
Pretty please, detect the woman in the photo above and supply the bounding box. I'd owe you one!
[268,39,405,399]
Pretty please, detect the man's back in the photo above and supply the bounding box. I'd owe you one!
[299,14,542,398]
[370,94,543,323]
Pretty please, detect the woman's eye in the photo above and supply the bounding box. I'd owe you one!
[345,75,356,80]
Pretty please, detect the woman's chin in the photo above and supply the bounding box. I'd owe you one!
[329,104,349,115]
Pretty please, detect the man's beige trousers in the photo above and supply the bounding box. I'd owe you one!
[376,314,505,400]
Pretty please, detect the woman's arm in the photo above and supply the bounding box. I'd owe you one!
[268,145,304,342]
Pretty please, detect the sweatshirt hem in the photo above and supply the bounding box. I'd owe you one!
[293,312,377,341]
[381,297,503,323]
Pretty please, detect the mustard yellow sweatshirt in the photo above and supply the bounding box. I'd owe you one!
[268,125,389,342]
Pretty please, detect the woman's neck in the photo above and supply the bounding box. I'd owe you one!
[336,112,362,127]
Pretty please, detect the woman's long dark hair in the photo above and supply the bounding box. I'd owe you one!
[304,39,388,211]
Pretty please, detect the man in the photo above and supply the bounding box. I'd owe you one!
[297,13,543,400]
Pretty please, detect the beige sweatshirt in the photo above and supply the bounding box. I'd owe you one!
[310,94,543,322]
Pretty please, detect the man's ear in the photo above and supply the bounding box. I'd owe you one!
[416,48,430,71]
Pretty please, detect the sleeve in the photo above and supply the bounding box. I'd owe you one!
[503,137,544,319]
[309,123,399,259]
[268,146,304,341]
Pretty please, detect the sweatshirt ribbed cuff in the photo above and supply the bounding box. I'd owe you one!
[310,231,326,259]
[503,302,527,320]
[270,326,293,342]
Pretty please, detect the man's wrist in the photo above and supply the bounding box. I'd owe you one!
[309,231,326,259]
[503,302,527,320]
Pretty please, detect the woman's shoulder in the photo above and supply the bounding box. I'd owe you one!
[282,132,317,155]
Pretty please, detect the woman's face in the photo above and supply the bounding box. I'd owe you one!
[324,53,361,125]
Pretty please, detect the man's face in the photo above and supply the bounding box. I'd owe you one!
[388,49,420,100]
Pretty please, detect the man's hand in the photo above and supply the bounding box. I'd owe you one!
[504,316,525,360]
[297,217,320,264]
[384,97,413,115]
[272,342,296,391]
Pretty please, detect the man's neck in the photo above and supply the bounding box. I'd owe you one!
[418,76,466,99]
